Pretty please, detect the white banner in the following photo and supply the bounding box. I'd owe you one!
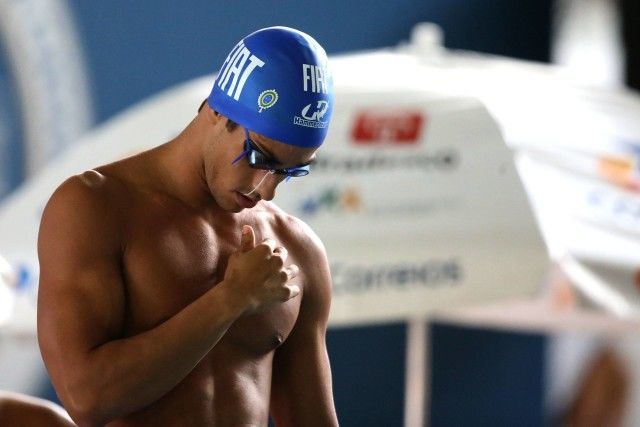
[518,149,640,315]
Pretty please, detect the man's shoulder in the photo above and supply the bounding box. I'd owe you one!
[41,170,130,237]
[62,169,111,192]
[38,170,130,271]
[47,169,124,212]
[50,147,159,203]
[260,201,326,260]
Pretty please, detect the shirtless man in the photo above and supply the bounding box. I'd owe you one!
[37,27,338,426]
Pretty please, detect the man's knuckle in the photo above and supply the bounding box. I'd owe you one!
[271,256,284,268]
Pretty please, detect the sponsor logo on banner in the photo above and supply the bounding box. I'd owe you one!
[297,185,457,218]
[351,111,424,144]
[597,146,640,193]
[12,263,35,296]
[585,189,640,234]
[299,186,362,216]
[0,258,37,304]
[331,259,462,295]
[311,149,459,173]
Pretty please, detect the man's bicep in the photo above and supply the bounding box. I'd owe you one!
[37,176,126,370]
[38,259,126,356]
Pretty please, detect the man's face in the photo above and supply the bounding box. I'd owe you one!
[205,119,318,213]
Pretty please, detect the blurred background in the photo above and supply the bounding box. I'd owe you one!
[1,0,639,426]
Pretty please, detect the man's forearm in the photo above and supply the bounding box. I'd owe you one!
[66,282,243,425]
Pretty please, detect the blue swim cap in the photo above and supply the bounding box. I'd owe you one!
[208,26,333,148]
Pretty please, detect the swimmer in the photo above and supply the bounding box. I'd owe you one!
[37,27,338,426]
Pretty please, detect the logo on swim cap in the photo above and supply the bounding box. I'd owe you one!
[294,101,330,128]
[208,26,334,148]
[257,89,278,112]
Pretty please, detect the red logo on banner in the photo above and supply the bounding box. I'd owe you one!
[351,111,424,144]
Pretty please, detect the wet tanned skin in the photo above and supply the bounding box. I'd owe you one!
[36,105,338,426]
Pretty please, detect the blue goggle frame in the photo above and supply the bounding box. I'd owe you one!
[231,128,311,178]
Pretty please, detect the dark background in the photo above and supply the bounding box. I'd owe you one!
[66,0,554,124]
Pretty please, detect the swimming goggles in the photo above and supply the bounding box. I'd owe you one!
[231,128,311,178]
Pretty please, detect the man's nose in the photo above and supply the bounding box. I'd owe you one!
[257,171,284,201]
[248,170,281,200]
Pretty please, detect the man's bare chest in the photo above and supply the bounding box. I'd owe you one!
[119,203,302,355]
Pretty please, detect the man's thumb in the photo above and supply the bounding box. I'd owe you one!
[240,225,255,252]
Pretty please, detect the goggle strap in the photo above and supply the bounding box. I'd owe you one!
[245,170,275,197]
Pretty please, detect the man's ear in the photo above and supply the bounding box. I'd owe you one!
[201,102,222,124]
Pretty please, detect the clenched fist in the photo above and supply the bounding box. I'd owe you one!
[222,225,300,314]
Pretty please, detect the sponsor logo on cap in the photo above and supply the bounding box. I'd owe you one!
[352,111,424,144]
[257,89,278,112]
[302,64,328,94]
[293,100,329,128]
[217,41,265,101]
